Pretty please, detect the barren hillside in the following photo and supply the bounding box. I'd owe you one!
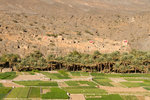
[0,0,150,57]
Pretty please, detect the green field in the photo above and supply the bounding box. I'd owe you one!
[93,77,113,86]
[28,87,41,98]
[41,71,71,79]
[65,81,97,86]
[0,72,17,80]
[42,87,69,99]
[7,87,30,98]
[0,71,150,100]
[0,87,12,99]
[14,81,58,86]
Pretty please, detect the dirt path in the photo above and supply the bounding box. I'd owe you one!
[110,78,127,83]
[98,86,148,93]
[0,80,24,87]
[13,73,49,81]
[58,82,68,87]
[70,94,85,100]
[145,96,150,100]
[52,77,92,82]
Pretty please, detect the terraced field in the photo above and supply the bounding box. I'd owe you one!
[0,71,150,100]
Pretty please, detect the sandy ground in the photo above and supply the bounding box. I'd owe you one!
[52,77,92,82]
[0,80,24,87]
[110,78,127,83]
[13,73,49,81]
[131,81,143,83]
[47,71,58,73]
[42,89,50,94]
[145,96,150,100]
[98,86,148,93]
[70,94,85,100]
[136,96,145,100]
[110,82,125,87]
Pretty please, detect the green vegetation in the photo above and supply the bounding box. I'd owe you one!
[98,94,123,100]
[28,87,40,98]
[0,50,150,73]
[80,72,89,76]
[0,83,3,87]
[65,81,79,86]
[0,72,17,80]
[63,86,107,96]
[144,87,150,90]
[41,71,71,79]
[121,95,138,100]
[42,87,69,99]
[121,81,150,87]
[7,87,30,98]
[14,81,58,86]
[93,77,113,86]
[65,81,97,87]
[86,98,101,100]
[0,87,12,99]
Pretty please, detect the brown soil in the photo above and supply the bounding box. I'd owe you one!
[1,0,150,57]
[110,82,125,88]
[131,81,144,83]
[98,86,148,93]
[110,78,127,83]
[13,73,47,81]
[58,82,68,87]
[1,81,24,87]
[42,89,50,94]
[145,96,150,100]
[70,94,85,100]
[47,71,58,73]
[136,96,145,100]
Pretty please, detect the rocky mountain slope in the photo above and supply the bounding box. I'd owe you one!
[0,0,150,57]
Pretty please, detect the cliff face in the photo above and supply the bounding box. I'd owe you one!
[0,0,150,57]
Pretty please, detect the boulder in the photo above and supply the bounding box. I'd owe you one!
[2,68,12,73]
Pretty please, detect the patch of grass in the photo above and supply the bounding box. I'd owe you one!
[93,78,113,86]
[99,94,123,100]
[79,81,97,86]
[125,78,146,81]
[0,87,12,94]
[65,81,79,86]
[28,87,40,98]
[80,72,89,76]
[63,86,107,96]
[0,72,17,80]
[41,71,71,79]
[7,87,30,98]
[58,70,70,78]
[40,72,59,79]
[143,87,150,91]
[0,83,3,87]
[65,81,96,87]
[14,81,58,86]
[86,98,101,100]
[121,95,138,100]
[120,82,150,88]
[42,87,69,99]
[70,72,81,76]
[28,71,35,75]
